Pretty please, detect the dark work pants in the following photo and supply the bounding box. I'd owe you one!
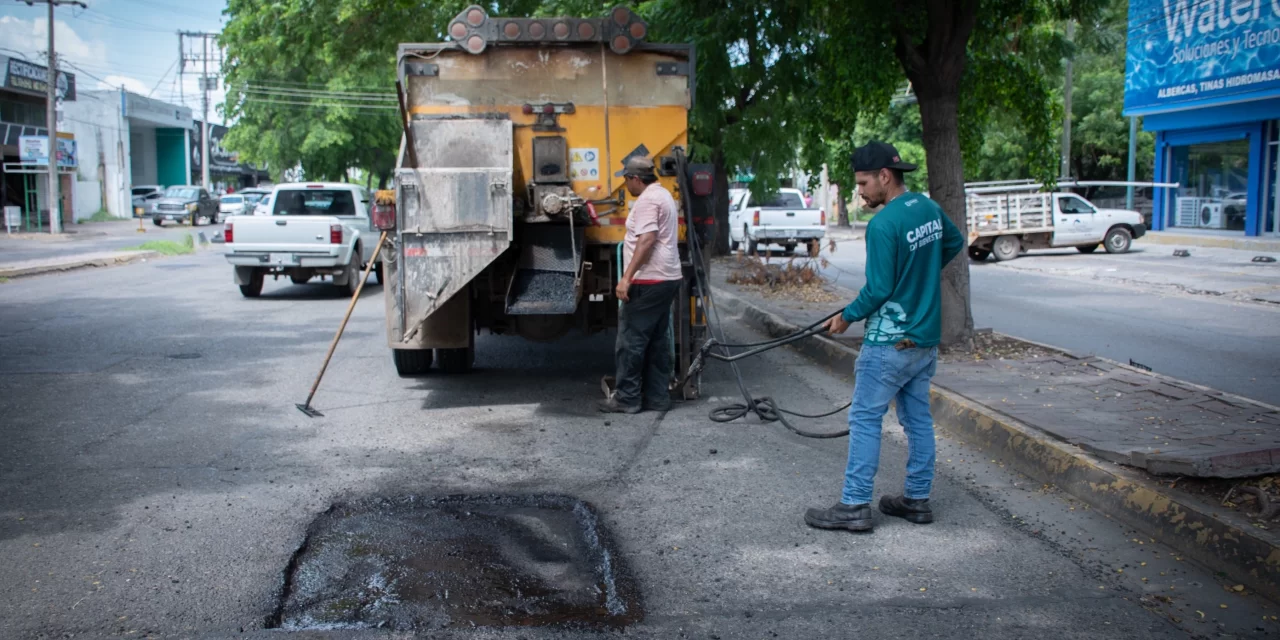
[614,279,682,409]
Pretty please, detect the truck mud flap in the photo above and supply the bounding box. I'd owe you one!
[504,224,585,315]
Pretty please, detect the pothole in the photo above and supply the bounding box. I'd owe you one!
[269,494,642,632]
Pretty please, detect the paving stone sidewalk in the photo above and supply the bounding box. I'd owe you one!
[711,260,1280,478]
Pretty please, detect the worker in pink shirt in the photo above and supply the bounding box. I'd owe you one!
[600,156,683,414]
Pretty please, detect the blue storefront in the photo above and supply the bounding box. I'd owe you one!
[1126,0,1280,236]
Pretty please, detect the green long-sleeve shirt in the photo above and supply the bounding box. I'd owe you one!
[841,191,964,347]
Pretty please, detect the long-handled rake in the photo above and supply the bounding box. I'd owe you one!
[296,230,389,417]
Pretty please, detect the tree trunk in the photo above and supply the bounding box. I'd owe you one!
[836,184,850,227]
[712,147,731,255]
[917,92,975,346]
[377,171,390,190]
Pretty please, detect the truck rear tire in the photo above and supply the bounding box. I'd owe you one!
[335,251,360,297]
[991,235,1021,262]
[392,348,433,376]
[239,269,264,297]
[807,240,821,256]
[373,260,384,286]
[968,246,991,262]
[1103,227,1132,254]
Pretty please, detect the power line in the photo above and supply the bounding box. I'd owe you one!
[148,58,178,98]
[238,85,397,101]
[236,97,399,111]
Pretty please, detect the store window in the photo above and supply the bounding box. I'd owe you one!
[1169,138,1250,232]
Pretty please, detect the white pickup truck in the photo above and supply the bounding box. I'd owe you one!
[728,187,826,255]
[223,183,383,297]
[966,191,1147,262]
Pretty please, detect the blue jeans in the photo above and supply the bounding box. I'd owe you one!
[842,344,939,505]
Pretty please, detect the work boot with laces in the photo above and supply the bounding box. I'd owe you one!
[878,494,933,524]
[804,502,874,532]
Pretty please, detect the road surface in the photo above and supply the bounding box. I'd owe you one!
[820,237,1280,404]
[0,249,1270,638]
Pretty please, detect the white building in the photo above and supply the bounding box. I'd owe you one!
[63,89,193,220]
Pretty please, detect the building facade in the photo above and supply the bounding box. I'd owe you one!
[190,121,268,193]
[63,90,193,219]
[1126,0,1280,237]
[0,54,78,228]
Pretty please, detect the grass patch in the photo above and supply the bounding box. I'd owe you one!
[121,234,195,256]
[0,277,9,284]
[81,209,119,223]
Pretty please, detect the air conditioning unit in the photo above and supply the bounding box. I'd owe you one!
[1199,201,1227,229]
[1175,197,1211,227]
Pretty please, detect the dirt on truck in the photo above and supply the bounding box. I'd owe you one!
[377,5,714,398]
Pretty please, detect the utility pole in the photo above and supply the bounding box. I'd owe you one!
[178,31,220,190]
[26,0,86,234]
[1060,20,1075,181]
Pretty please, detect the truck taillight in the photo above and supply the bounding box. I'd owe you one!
[820,209,826,226]
[753,210,759,226]
[224,222,233,243]
[372,201,396,230]
[330,224,342,244]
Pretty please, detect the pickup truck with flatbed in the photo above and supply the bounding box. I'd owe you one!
[222,183,383,297]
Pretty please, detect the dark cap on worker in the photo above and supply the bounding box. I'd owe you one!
[615,155,656,178]
[851,141,917,173]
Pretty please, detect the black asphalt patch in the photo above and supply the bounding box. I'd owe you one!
[270,494,641,631]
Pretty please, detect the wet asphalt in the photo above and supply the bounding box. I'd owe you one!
[0,248,1275,638]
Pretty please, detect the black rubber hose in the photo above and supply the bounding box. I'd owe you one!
[673,149,850,439]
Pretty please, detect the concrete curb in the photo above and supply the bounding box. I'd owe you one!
[1139,233,1280,253]
[0,250,161,279]
[712,284,1280,603]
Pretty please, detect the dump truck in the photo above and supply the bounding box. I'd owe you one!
[374,5,714,399]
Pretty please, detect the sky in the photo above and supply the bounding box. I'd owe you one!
[0,0,229,122]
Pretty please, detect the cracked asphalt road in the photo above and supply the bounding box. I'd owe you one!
[0,249,1274,638]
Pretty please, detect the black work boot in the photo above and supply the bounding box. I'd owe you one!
[878,495,934,524]
[597,397,642,414]
[804,502,874,532]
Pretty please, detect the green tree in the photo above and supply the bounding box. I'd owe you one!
[801,0,1102,345]
[221,0,510,185]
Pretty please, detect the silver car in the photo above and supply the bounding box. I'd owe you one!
[131,185,164,218]
[220,188,270,217]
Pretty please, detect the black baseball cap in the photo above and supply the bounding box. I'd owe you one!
[851,141,917,173]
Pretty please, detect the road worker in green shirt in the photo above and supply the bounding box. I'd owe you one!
[805,141,965,533]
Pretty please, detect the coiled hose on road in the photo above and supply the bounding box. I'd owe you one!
[673,151,851,439]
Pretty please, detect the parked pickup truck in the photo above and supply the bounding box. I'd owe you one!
[728,187,825,255]
[223,183,383,297]
[965,191,1147,262]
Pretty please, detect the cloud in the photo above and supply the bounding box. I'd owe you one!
[0,16,107,68]
[98,74,150,95]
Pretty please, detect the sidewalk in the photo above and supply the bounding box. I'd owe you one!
[0,219,202,278]
[1143,229,1280,253]
[709,259,1280,601]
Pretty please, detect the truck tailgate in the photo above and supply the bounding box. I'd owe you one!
[230,216,340,248]
[757,207,822,228]
[225,216,346,266]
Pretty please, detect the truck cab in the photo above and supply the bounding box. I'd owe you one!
[967,191,1147,262]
